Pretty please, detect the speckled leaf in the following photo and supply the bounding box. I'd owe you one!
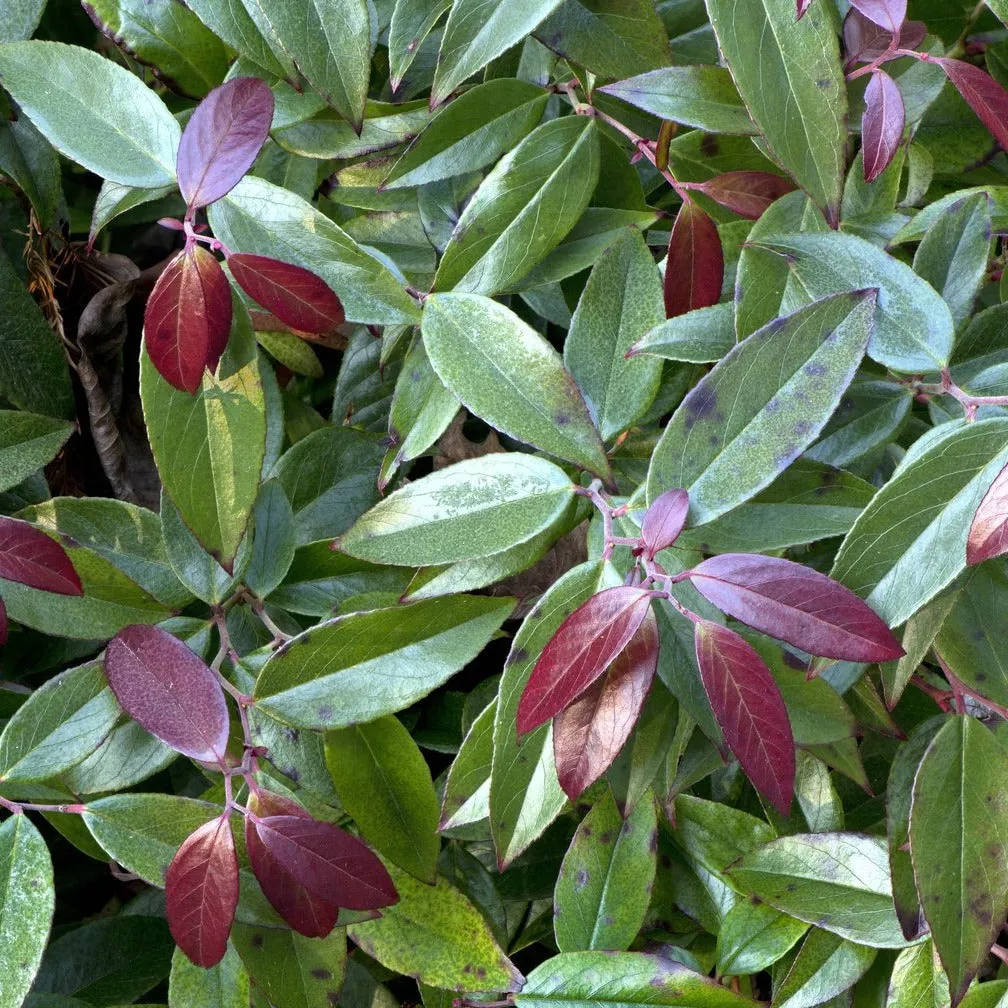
[772,929,877,1008]
[553,790,657,952]
[0,412,72,494]
[253,595,514,729]
[168,943,249,1008]
[910,715,1008,1003]
[388,0,451,89]
[348,863,523,993]
[628,302,736,363]
[728,833,909,947]
[183,0,292,80]
[646,291,874,524]
[887,940,951,1008]
[671,794,777,875]
[421,293,610,478]
[716,900,808,977]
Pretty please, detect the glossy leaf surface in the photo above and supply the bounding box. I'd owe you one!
[0,516,82,595]
[664,199,723,319]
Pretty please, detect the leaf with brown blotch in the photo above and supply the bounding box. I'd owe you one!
[0,516,82,596]
[166,815,239,968]
[698,172,796,220]
[516,586,656,737]
[694,619,795,815]
[553,608,659,801]
[863,70,905,183]
[967,461,1008,566]
[664,199,723,319]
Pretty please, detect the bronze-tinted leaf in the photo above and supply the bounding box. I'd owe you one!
[863,70,904,183]
[939,59,1008,153]
[699,172,796,220]
[664,199,723,319]
[849,0,906,32]
[0,516,82,595]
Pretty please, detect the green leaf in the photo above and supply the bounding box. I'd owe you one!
[61,720,175,796]
[253,595,514,729]
[141,351,265,572]
[599,66,755,134]
[160,492,241,605]
[0,659,120,784]
[887,940,951,1008]
[243,480,296,600]
[0,114,63,230]
[728,833,910,947]
[646,291,874,523]
[0,815,53,1008]
[82,0,230,98]
[629,302,736,364]
[753,230,955,372]
[236,0,371,129]
[208,177,420,327]
[341,453,574,566]
[959,981,1008,1008]
[431,0,564,107]
[771,929,877,1008]
[515,951,761,1006]
[88,179,175,244]
[347,863,523,993]
[882,590,960,708]
[441,697,494,831]
[705,0,845,219]
[831,418,1008,627]
[0,0,45,41]
[254,328,323,378]
[230,923,347,1008]
[168,944,249,1008]
[672,794,776,875]
[388,0,451,88]
[910,715,1008,1002]
[793,752,843,833]
[325,715,440,882]
[184,0,291,80]
[422,293,610,477]
[716,901,808,978]
[912,192,993,332]
[563,229,663,440]
[0,411,71,493]
[0,41,180,186]
[433,117,600,295]
[554,790,657,952]
[384,79,548,189]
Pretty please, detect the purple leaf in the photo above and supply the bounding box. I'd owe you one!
[688,553,905,662]
[843,10,925,63]
[176,77,274,211]
[797,0,812,18]
[863,70,905,183]
[516,586,655,737]
[245,792,341,937]
[640,488,690,559]
[144,246,232,393]
[939,59,1008,153]
[227,254,345,334]
[553,609,658,801]
[699,172,796,220]
[105,624,231,764]
[166,815,239,968]
[253,815,398,911]
[0,516,82,595]
[664,199,723,319]
[849,0,906,32]
[694,619,795,815]
[967,462,1008,566]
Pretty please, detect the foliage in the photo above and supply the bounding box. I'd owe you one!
[1,0,1008,1005]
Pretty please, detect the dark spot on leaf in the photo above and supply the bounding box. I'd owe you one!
[786,883,797,893]
[700,135,720,156]
[464,964,473,973]
[795,420,812,436]
[555,412,571,427]
[804,362,827,377]
[972,629,986,642]
[989,843,1003,860]
[782,649,806,670]
[621,819,633,835]
[684,387,718,430]
[817,78,834,89]
[765,398,781,414]
[575,868,589,891]
[506,647,527,667]
[280,765,300,783]
[251,934,264,948]
[750,894,762,905]
[476,967,487,979]
[649,829,658,852]
[601,914,613,926]
[600,831,612,844]
[282,727,300,742]
[312,968,332,980]
[317,705,333,722]
[329,995,340,1006]
[976,672,988,682]
[660,853,671,868]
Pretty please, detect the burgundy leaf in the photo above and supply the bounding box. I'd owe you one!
[698,172,796,220]
[553,609,658,801]
[640,488,690,559]
[688,553,904,662]
[862,70,905,183]
[0,516,82,595]
[516,586,656,736]
[0,596,7,645]
[144,246,232,393]
[797,0,812,18]
[245,792,341,937]
[176,77,274,211]
[967,461,1008,566]
[105,624,230,764]
[939,59,1008,152]
[843,10,925,63]
[253,815,398,911]
[166,815,239,968]
[849,0,906,32]
[664,199,723,319]
[695,619,795,815]
[227,254,344,335]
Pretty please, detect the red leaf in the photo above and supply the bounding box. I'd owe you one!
[228,254,344,335]
[694,620,795,815]
[849,0,906,32]
[516,586,655,736]
[253,815,398,911]
[144,246,233,393]
[863,70,905,183]
[843,10,925,63]
[105,624,230,764]
[797,0,812,18]
[968,462,1008,566]
[176,77,274,211]
[664,199,723,319]
[698,172,796,220]
[245,792,341,937]
[688,553,904,662]
[939,59,1008,152]
[0,516,82,595]
[640,488,690,559]
[166,815,239,968]
[553,609,658,801]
